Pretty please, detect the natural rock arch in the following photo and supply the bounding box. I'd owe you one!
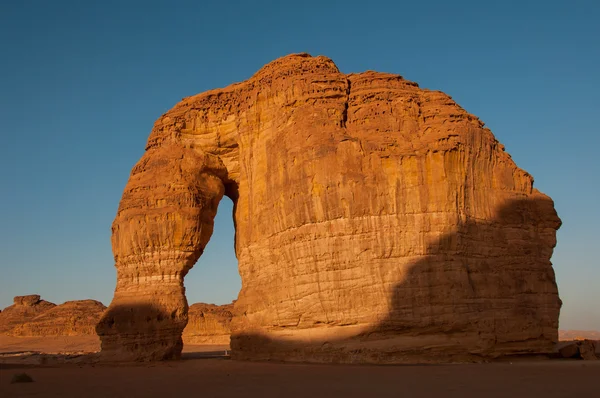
[96,53,561,362]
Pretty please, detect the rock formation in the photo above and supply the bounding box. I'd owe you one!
[1,296,105,337]
[97,53,561,362]
[8,300,106,337]
[0,295,56,334]
[182,302,233,345]
[559,340,599,360]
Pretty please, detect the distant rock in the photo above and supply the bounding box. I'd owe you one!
[182,302,233,345]
[1,296,106,337]
[9,300,106,336]
[14,295,45,307]
[0,295,56,334]
[559,330,600,341]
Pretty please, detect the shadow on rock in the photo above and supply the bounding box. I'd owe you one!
[231,196,562,363]
[96,303,185,361]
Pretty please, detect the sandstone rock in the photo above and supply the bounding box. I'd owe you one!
[559,340,598,360]
[559,343,580,358]
[578,340,598,360]
[9,300,106,337]
[0,296,56,334]
[96,145,227,360]
[182,302,233,345]
[98,53,561,363]
[14,295,42,306]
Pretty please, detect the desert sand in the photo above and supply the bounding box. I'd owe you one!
[1,355,598,398]
[0,336,228,357]
[1,336,599,397]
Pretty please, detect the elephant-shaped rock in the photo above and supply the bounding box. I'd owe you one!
[97,53,561,363]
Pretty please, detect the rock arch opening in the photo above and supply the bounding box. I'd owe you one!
[182,195,239,349]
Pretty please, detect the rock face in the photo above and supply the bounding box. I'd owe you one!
[1,296,105,337]
[13,295,47,307]
[8,300,106,337]
[0,295,56,334]
[182,303,233,345]
[98,53,562,362]
[559,340,598,360]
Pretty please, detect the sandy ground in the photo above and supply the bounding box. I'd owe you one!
[1,336,599,398]
[0,335,228,355]
[0,336,101,354]
[1,359,598,398]
[0,335,230,367]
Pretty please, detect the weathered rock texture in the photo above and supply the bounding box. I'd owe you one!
[182,302,233,345]
[8,300,106,337]
[98,53,561,363]
[1,296,105,337]
[0,295,56,334]
[559,340,599,360]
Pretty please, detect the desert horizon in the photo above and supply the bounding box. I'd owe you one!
[2,295,599,347]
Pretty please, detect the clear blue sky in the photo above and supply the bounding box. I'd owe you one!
[0,0,598,330]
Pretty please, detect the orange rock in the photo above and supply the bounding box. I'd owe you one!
[1,296,106,337]
[182,302,233,345]
[98,53,562,363]
[578,340,598,360]
[0,295,56,334]
[9,300,106,337]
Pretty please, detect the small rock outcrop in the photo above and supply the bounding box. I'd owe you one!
[13,295,46,307]
[8,300,106,336]
[559,340,599,360]
[0,295,56,334]
[98,53,562,363]
[182,303,233,345]
[1,296,106,337]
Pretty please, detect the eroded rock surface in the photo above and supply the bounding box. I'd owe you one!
[99,53,561,363]
[96,146,227,360]
[559,340,599,360]
[1,296,105,337]
[9,300,106,337]
[182,302,233,345]
[0,296,56,334]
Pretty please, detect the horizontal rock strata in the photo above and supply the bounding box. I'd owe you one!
[182,302,233,345]
[1,296,106,337]
[8,300,106,337]
[100,53,561,363]
[0,295,56,334]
